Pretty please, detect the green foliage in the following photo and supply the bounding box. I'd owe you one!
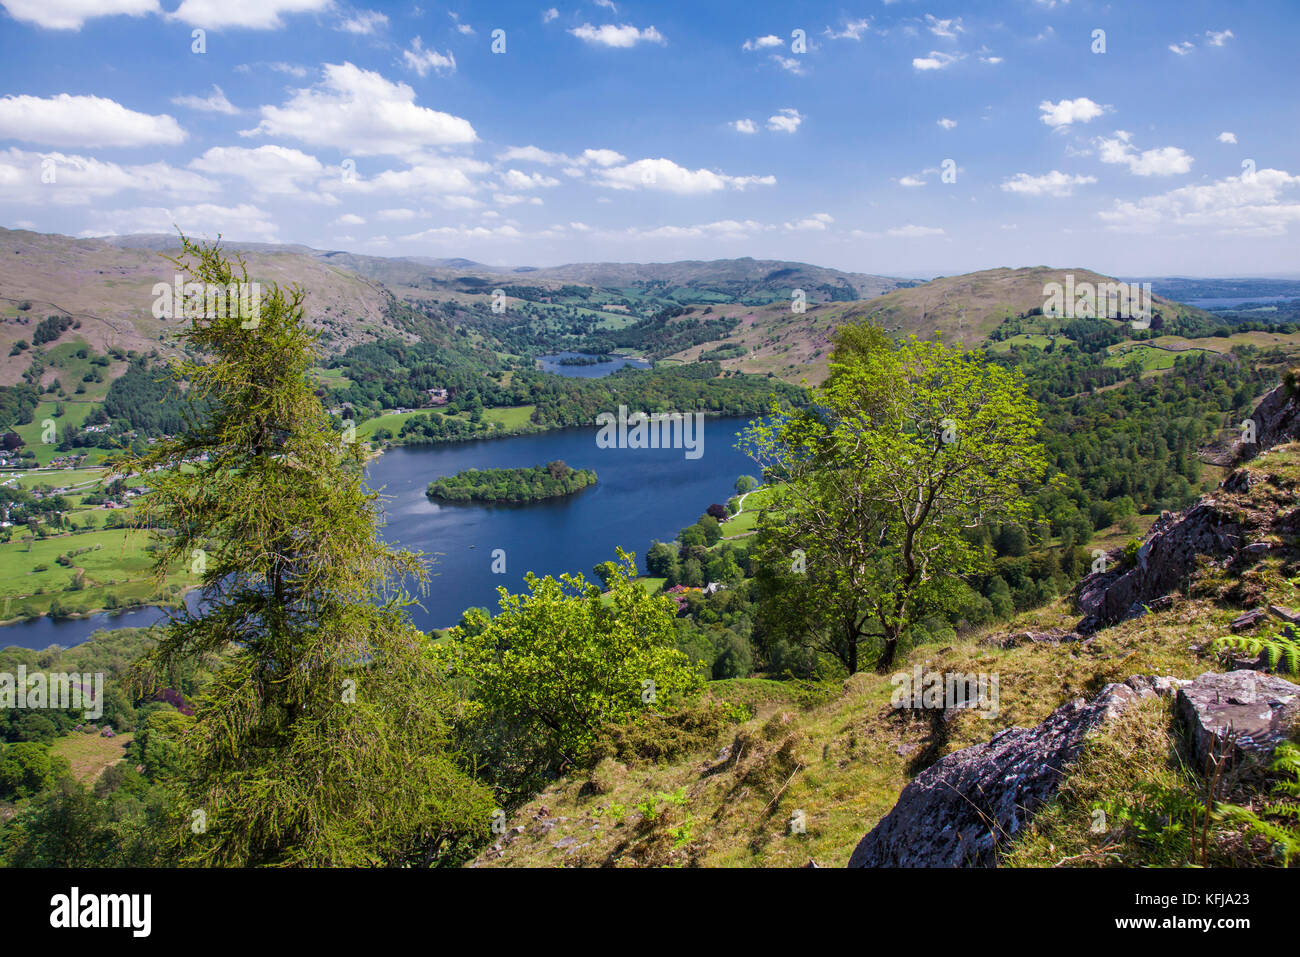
[111,236,494,867]
[1220,743,1300,866]
[0,775,177,867]
[0,741,60,799]
[742,327,1049,673]
[0,384,39,430]
[1215,626,1300,675]
[427,460,596,504]
[441,550,703,774]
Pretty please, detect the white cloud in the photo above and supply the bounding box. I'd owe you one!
[594,0,617,10]
[377,207,417,220]
[1038,97,1108,127]
[824,19,870,40]
[0,0,159,30]
[887,224,945,237]
[448,11,474,35]
[338,9,386,34]
[1205,29,1234,46]
[267,62,309,77]
[1168,41,1194,55]
[403,36,456,76]
[85,203,280,241]
[771,55,806,75]
[595,158,775,194]
[766,108,803,134]
[1218,131,1237,144]
[0,93,186,147]
[1096,132,1193,176]
[570,23,664,47]
[897,175,925,187]
[500,168,559,190]
[620,219,767,241]
[913,51,961,71]
[171,85,238,115]
[0,147,218,205]
[1001,170,1097,197]
[578,148,626,167]
[189,144,328,197]
[497,145,569,165]
[1098,167,1300,236]
[742,34,782,50]
[242,62,476,155]
[169,0,332,30]
[493,193,543,206]
[937,117,957,129]
[784,212,833,231]
[924,15,963,38]
[542,8,558,23]
[333,212,365,225]
[731,118,757,134]
[334,155,490,196]
[400,223,525,242]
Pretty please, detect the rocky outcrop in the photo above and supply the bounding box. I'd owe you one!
[1175,670,1300,780]
[1075,500,1245,631]
[1075,384,1300,632]
[848,669,1300,867]
[1238,376,1300,462]
[847,675,1186,868]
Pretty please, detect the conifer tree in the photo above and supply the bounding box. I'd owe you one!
[116,236,493,866]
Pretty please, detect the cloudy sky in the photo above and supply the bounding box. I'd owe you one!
[0,0,1295,277]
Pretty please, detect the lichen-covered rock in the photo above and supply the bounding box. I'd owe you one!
[847,675,1187,868]
[1175,670,1300,778]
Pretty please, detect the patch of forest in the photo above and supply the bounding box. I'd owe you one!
[426,460,596,504]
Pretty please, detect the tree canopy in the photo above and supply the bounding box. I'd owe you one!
[741,326,1049,672]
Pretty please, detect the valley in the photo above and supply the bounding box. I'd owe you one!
[3,230,1300,875]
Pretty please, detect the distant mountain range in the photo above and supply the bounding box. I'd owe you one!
[0,227,1245,388]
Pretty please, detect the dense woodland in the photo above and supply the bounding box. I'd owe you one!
[427,461,597,504]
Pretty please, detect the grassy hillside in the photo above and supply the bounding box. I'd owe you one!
[0,227,406,382]
[473,443,1300,868]
[657,266,1232,386]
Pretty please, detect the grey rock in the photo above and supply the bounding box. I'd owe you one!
[1175,671,1300,778]
[1231,609,1270,632]
[1269,605,1300,625]
[847,675,1183,868]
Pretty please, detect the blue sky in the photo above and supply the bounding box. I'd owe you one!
[0,0,1296,277]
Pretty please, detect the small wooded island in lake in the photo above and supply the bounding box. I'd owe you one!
[426,460,597,504]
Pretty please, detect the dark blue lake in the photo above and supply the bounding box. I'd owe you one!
[366,416,754,631]
[536,351,651,377]
[1,416,757,648]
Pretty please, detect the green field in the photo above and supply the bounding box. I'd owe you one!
[1104,343,1207,371]
[11,400,121,466]
[987,333,1055,353]
[358,404,537,441]
[0,526,189,621]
